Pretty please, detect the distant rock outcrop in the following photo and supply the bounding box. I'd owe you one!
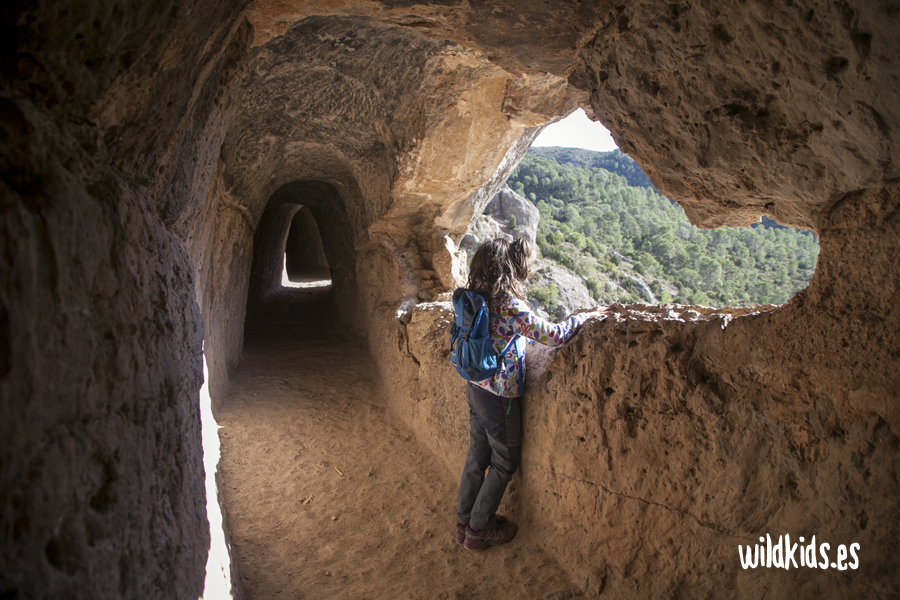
[462,215,511,251]
[483,184,540,245]
[461,184,540,256]
[528,259,595,317]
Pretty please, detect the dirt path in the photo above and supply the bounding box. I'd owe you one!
[216,286,581,599]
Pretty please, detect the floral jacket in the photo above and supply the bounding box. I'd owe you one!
[475,295,588,398]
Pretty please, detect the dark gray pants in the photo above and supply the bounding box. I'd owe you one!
[456,383,522,531]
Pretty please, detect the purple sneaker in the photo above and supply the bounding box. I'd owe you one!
[454,522,467,545]
[464,517,517,550]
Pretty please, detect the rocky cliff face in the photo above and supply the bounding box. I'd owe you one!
[528,261,595,317]
[1,1,898,599]
[575,1,899,232]
[484,184,541,245]
[0,1,251,597]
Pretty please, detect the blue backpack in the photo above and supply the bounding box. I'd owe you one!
[448,289,516,382]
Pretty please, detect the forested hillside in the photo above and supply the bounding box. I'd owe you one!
[529,147,654,189]
[507,148,819,308]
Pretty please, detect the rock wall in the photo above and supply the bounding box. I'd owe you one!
[574,1,900,231]
[484,184,541,245]
[522,187,900,598]
[2,0,899,598]
[529,261,596,317]
[0,0,253,598]
[199,13,575,414]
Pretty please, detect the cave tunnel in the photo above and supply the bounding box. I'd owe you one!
[283,207,331,286]
[1,1,899,599]
[244,181,349,347]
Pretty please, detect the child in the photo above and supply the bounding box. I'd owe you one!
[454,237,607,550]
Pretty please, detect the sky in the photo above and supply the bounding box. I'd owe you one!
[531,108,619,152]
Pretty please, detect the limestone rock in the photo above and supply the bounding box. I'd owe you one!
[529,259,595,315]
[484,184,540,245]
[459,233,480,252]
[431,236,467,291]
[463,214,512,251]
[574,2,900,230]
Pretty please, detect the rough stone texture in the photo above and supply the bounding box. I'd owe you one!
[484,184,541,245]
[431,235,467,292]
[529,260,595,315]
[243,0,609,86]
[2,0,899,598]
[198,14,574,390]
[1,0,253,598]
[517,189,900,598]
[243,0,900,231]
[465,213,514,248]
[573,1,900,231]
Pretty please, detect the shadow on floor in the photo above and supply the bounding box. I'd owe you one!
[244,279,342,348]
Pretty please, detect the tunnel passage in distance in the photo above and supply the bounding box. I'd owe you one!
[283,206,331,286]
[245,180,359,335]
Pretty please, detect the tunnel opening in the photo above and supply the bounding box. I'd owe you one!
[244,180,359,348]
[282,206,332,290]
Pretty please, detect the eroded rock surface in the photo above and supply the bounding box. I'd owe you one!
[528,261,596,317]
[0,1,253,597]
[575,2,900,230]
[1,1,898,599]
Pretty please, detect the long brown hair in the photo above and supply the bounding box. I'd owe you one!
[466,238,531,303]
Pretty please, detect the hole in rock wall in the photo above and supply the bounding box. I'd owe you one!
[471,109,820,318]
[281,206,332,290]
[244,181,353,347]
[248,201,318,305]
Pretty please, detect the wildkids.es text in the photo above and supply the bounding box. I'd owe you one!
[738,534,860,570]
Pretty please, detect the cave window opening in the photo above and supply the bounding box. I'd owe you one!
[244,180,352,340]
[281,206,332,290]
[472,108,820,317]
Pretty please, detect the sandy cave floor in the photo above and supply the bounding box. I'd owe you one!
[216,285,583,599]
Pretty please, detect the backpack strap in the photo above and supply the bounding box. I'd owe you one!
[499,335,526,415]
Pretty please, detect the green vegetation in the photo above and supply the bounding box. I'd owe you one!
[508,148,819,307]
[529,147,654,189]
[528,282,559,308]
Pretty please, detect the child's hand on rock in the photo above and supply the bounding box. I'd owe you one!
[572,306,611,319]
